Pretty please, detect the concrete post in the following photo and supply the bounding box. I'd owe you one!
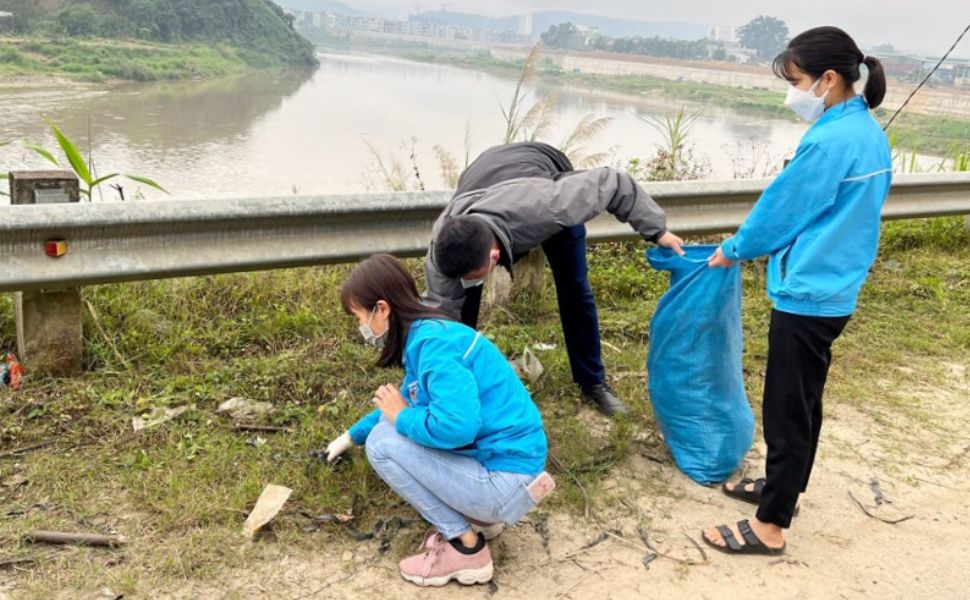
[9,171,84,377]
[515,247,547,294]
[483,247,546,312]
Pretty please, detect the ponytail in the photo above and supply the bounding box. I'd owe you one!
[862,55,886,108]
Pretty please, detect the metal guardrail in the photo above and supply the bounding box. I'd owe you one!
[2,173,969,293]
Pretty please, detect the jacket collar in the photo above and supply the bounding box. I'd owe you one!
[812,95,868,129]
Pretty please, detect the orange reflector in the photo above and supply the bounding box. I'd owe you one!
[45,240,67,258]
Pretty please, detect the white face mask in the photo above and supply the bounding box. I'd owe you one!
[460,248,499,289]
[359,306,388,349]
[784,78,828,123]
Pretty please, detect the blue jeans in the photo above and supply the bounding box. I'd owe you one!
[541,224,605,388]
[365,420,537,540]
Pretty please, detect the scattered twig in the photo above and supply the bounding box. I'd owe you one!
[0,441,56,460]
[636,526,660,555]
[601,341,622,354]
[0,556,37,569]
[84,300,131,370]
[601,529,651,554]
[299,511,354,524]
[682,528,709,563]
[562,530,620,561]
[633,526,707,566]
[578,530,611,551]
[24,530,124,547]
[233,424,292,434]
[848,492,914,525]
[548,453,591,519]
[638,448,667,464]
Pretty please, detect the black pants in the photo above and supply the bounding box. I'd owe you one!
[461,224,605,389]
[757,309,850,529]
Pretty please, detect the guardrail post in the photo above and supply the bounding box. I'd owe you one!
[9,171,84,377]
[516,247,547,293]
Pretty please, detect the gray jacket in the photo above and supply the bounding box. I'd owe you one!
[424,167,668,318]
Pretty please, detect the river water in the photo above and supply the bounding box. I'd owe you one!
[0,51,820,202]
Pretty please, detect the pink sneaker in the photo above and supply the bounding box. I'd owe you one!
[399,532,493,587]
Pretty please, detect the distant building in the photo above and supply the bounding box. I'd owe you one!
[878,51,970,87]
[290,9,532,46]
[518,13,533,36]
[707,25,757,64]
[952,59,970,88]
[707,26,736,44]
[880,52,924,79]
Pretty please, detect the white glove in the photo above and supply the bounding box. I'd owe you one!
[325,432,354,463]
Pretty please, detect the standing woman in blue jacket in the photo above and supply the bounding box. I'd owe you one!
[703,27,892,555]
[324,254,550,585]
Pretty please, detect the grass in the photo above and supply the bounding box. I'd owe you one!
[0,217,968,596]
[0,36,281,82]
[359,44,970,157]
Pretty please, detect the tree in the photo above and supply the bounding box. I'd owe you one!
[57,4,100,37]
[541,22,579,49]
[737,15,789,61]
[0,0,41,34]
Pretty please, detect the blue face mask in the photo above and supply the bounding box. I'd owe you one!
[460,278,485,289]
[359,306,388,349]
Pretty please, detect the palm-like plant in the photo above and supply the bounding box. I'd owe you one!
[635,107,702,180]
[28,120,166,201]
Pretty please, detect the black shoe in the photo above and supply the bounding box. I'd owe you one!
[581,384,629,417]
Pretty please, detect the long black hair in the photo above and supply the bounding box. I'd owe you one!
[773,26,886,109]
[340,254,454,368]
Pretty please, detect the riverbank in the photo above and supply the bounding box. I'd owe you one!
[0,36,298,83]
[351,42,970,158]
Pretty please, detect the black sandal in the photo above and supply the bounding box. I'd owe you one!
[722,477,765,505]
[701,519,786,556]
[722,478,800,516]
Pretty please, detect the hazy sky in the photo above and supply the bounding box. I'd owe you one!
[353,1,970,57]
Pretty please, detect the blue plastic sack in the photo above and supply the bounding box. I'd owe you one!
[646,245,754,485]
